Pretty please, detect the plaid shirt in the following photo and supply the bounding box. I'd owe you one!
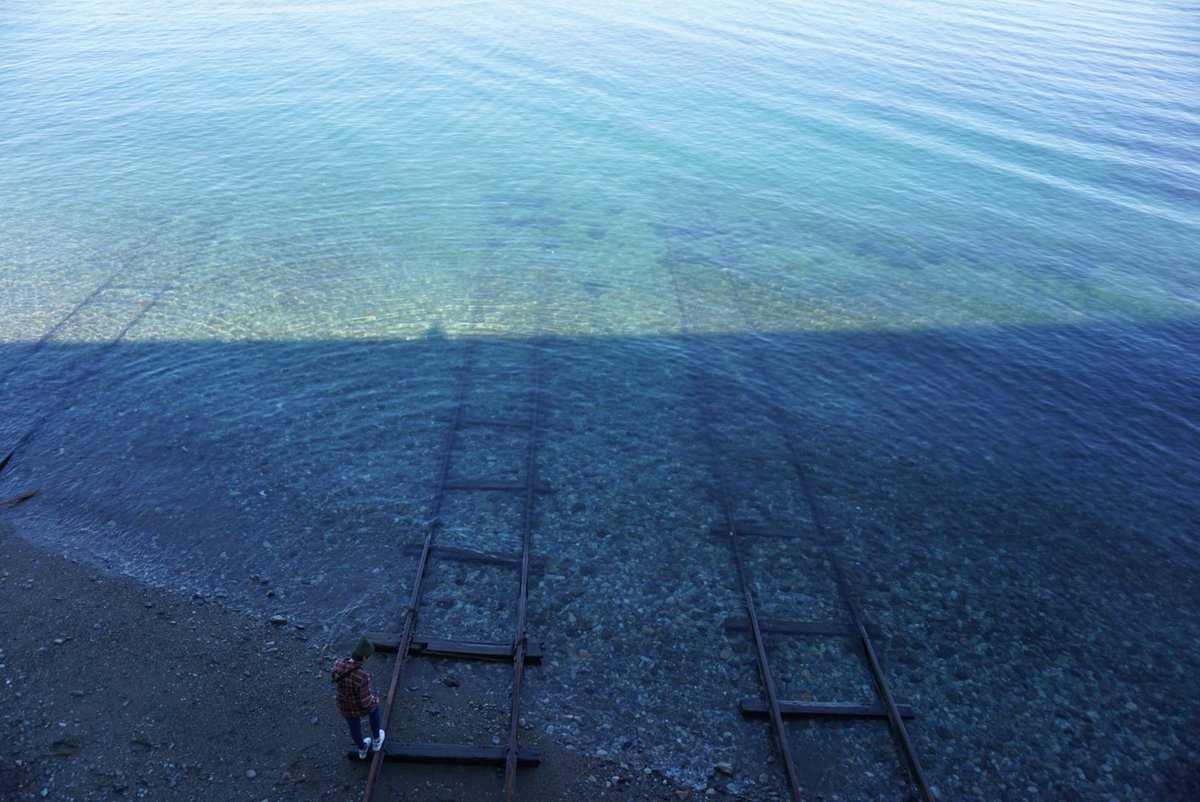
[332,658,377,718]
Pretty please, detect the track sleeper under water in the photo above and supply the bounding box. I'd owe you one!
[400,542,547,571]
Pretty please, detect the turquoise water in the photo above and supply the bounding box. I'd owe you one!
[3,0,1199,799]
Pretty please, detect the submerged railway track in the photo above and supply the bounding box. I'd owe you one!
[358,268,549,802]
[668,260,935,802]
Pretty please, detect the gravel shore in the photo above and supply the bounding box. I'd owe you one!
[1,524,708,802]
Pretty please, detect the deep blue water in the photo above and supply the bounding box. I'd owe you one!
[2,1,1198,798]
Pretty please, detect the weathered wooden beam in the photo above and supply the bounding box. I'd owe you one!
[402,543,546,571]
[725,617,855,638]
[348,743,541,766]
[721,449,791,463]
[724,616,881,639]
[709,525,823,541]
[740,699,916,719]
[413,637,543,663]
[443,479,552,494]
[437,414,532,429]
[363,634,542,663]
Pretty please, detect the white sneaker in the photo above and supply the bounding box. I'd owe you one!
[358,738,371,760]
[372,729,386,753]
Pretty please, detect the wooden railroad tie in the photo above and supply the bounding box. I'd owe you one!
[401,543,547,571]
[347,743,541,765]
[436,413,533,430]
[364,633,543,663]
[739,699,917,720]
[709,525,829,543]
[724,616,882,640]
[443,478,553,494]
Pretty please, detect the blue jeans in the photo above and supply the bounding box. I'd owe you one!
[345,706,382,747]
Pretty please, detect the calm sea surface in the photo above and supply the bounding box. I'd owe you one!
[2,0,1198,799]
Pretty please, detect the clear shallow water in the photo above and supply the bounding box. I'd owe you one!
[2,0,1199,799]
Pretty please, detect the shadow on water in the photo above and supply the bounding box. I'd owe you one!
[1,317,1198,799]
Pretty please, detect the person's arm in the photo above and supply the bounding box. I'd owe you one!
[357,671,377,710]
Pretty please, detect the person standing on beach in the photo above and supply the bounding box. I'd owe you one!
[332,636,386,759]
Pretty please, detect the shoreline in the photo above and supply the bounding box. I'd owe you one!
[1,524,723,802]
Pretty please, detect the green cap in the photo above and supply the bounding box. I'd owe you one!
[352,635,374,660]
